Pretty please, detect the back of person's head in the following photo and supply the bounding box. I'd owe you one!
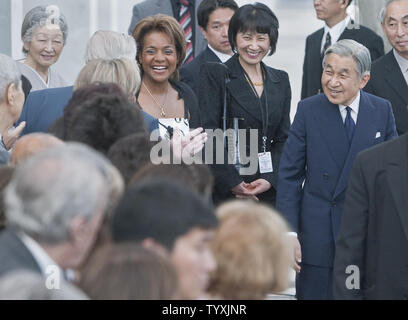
[197,0,239,30]
[112,179,218,250]
[0,166,14,231]
[130,163,214,202]
[79,243,178,300]
[0,270,87,300]
[208,200,292,299]
[48,82,126,139]
[64,93,146,155]
[4,143,109,245]
[0,54,21,103]
[74,58,141,101]
[107,132,154,185]
[85,30,137,63]
[9,133,64,166]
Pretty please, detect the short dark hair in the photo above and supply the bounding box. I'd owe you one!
[197,0,239,30]
[130,163,214,202]
[112,179,218,250]
[107,132,154,185]
[228,3,279,56]
[65,93,146,154]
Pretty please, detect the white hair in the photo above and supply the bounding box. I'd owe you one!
[4,143,110,244]
[0,54,21,102]
[380,0,408,24]
[323,39,371,79]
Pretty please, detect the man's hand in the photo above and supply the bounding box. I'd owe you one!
[246,178,271,195]
[231,181,259,201]
[2,122,26,150]
[288,234,302,273]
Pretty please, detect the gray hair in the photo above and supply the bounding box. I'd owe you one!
[21,5,68,55]
[0,54,21,103]
[322,39,371,79]
[4,143,110,244]
[84,30,137,63]
[380,0,408,24]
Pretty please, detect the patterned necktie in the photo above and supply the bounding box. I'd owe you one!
[345,106,355,144]
[179,0,194,63]
[322,32,332,57]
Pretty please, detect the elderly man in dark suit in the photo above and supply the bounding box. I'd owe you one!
[333,131,408,299]
[364,0,408,135]
[301,0,384,99]
[128,0,207,61]
[0,144,113,280]
[276,39,397,300]
[180,0,238,97]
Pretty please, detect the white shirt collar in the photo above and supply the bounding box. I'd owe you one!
[322,15,351,51]
[207,44,233,63]
[339,90,360,123]
[18,232,62,277]
[393,49,408,74]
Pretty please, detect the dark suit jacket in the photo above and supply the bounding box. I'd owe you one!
[0,229,41,277]
[276,91,397,267]
[333,133,408,299]
[17,86,159,135]
[180,46,222,98]
[128,0,206,57]
[199,54,291,201]
[301,24,384,99]
[364,51,408,135]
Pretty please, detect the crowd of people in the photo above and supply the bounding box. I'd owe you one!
[0,0,407,300]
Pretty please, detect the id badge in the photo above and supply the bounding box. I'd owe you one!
[258,152,273,174]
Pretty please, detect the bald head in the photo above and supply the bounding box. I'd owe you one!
[10,133,64,166]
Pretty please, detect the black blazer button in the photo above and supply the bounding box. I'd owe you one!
[323,173,329,180]
[331,201,337,207]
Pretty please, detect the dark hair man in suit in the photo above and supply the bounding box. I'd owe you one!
[301,0,384,99]
[112,179,218,300]
[180,0,238,96]
[276,39,397,300]
[364,0,408,135]
[128,0,207,63]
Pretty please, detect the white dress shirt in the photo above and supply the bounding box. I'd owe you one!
[339,90,360,124]
[393,49,408,86]
[321,15,351,53]
[208,44,233,63]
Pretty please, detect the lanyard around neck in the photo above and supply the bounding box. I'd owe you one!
[242,66,269,152]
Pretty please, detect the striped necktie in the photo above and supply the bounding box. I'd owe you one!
[322,32,331,57]
[179,0,194,63]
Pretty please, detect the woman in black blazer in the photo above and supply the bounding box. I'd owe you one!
[199,3,291,205]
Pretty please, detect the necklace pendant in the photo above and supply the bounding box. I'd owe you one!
[161,110,166,117]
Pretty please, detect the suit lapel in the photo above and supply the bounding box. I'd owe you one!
[384,51,408,106]
[313,95,349,170]
[156,0,172,14]
[312,29,324,94]
[226,56,279,123]
[386,133,408,241]
[333,92,378,198]
[203,47,221,63]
